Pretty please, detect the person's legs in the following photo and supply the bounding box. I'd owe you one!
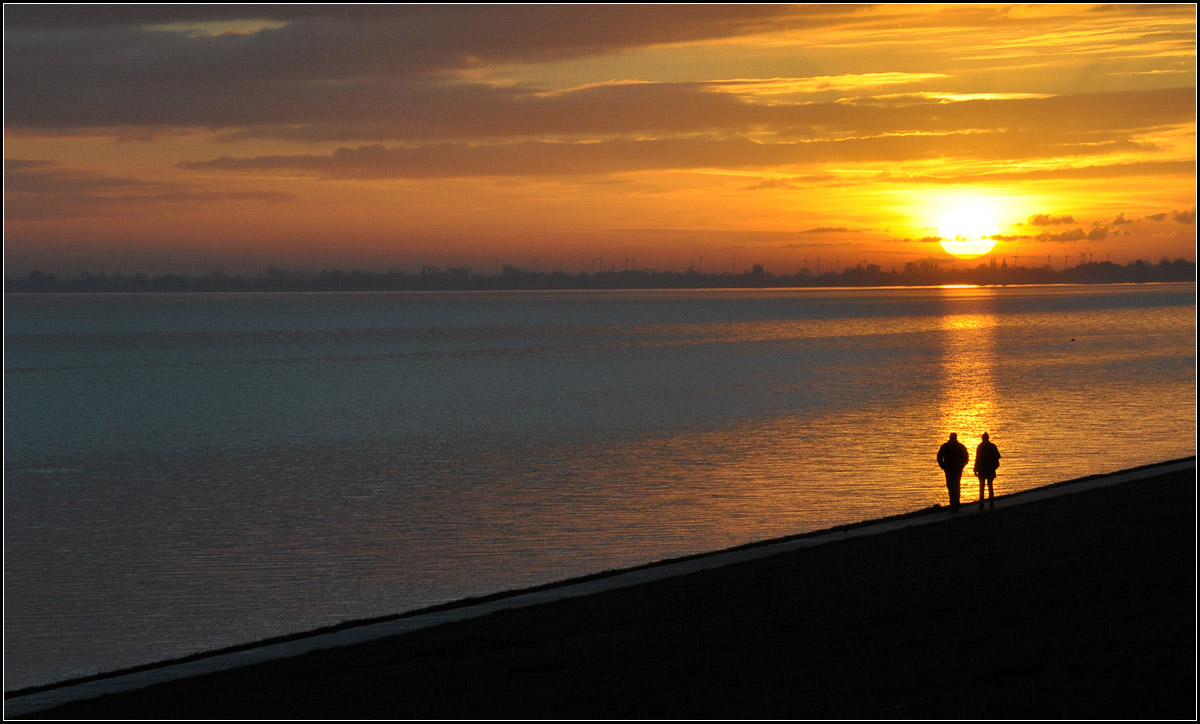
[986,476,995,507]
[947,472,961,510]
[978,475,985,509]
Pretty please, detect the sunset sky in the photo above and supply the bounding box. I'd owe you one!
[4,4,1196,276]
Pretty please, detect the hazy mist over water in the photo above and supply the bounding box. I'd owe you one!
[5,283,1196,690]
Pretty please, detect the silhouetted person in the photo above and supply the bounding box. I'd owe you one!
[974,432,1002,509]
[937,433,969,511]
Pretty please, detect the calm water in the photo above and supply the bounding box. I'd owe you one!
[4,284,1196,690]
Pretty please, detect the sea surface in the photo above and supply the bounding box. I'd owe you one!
[4,283,1196,690]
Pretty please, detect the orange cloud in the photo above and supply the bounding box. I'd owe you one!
[4,4,1194,273]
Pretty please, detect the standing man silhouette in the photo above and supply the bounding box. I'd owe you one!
[937,433,970,511]
[974,432,1002,509]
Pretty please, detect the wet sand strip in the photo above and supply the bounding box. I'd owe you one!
[8,457,1195,718]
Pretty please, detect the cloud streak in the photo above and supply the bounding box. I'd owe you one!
[3,6,834,129]
[5,158,295,220]
[1028,214,1076,226]
[3,4,1194,273]
[179,129,1183,180]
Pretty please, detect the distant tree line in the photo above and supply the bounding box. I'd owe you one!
[5,258,1195,293]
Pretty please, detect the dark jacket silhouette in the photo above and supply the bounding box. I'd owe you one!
[937,434,969,473]
[937,433,970,509]
[974,435,1001,477]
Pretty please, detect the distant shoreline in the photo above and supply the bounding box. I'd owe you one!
[5,258,1195,294]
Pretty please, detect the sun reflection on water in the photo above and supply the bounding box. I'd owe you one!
[938,289,1000,503]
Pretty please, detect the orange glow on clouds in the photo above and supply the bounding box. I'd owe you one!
[3,4,1195,275]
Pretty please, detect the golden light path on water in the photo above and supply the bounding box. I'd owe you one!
[4,284,1194,691]
[939,292,999,505]
[479,284,1195,557]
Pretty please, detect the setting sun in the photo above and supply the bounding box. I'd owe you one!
[3,5,1194,275]
[937,197,1000,259]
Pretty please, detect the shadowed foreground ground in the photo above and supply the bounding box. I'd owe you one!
[26,468,1197,718]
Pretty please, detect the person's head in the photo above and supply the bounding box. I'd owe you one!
[981,432,989,441]
[949,432,958,442]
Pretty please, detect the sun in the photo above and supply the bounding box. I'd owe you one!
[937,198,999,259]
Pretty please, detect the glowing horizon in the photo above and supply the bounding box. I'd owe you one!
[4,5,1196,276]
